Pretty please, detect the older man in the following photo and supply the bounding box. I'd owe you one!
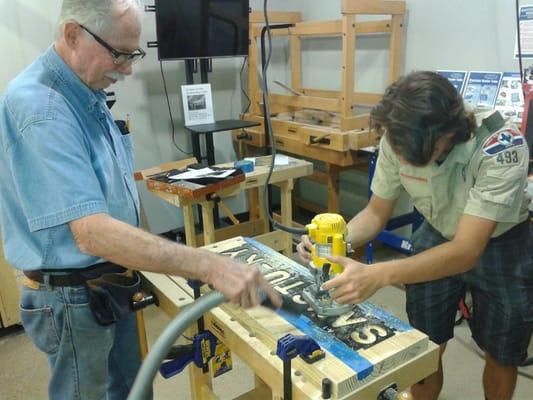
[0,1,279,398]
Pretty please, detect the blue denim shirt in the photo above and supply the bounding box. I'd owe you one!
[0,46,140,270]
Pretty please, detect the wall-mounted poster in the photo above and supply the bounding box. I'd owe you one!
[181,84,215,126]
[495,72,524,124]
[515,5,533,58]
[462,71,503,108]
[437,70,468,94]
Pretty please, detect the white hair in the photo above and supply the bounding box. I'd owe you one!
[56,0,143,38]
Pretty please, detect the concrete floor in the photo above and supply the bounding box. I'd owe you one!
[1,252,532,399]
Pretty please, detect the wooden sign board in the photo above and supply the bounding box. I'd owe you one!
[204,236,435,398]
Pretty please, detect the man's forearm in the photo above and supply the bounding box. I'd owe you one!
[70,213,215,281]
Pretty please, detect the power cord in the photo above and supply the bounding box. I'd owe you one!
[260,0,307,236]
[240,55,251,115]
[159,61,193,155]
[516,0,524,84]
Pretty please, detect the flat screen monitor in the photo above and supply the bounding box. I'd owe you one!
[154,0,250,60]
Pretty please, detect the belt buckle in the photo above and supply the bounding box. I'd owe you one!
[23,276,41,290]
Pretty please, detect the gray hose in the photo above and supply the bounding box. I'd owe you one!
[127,291,226,400]
[378,387,399,400]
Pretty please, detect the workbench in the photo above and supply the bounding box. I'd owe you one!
[138,156,313,256]
[142,236,439,400]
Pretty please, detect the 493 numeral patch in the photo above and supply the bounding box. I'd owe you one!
[496,150,519,164]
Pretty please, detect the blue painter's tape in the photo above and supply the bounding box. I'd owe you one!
[280,311,374,380]
[357,302,411,332]
[234,160,254,173]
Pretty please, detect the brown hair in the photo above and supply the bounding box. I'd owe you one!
[370,71,477,166]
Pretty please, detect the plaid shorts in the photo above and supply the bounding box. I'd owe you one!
[405,220,533,366]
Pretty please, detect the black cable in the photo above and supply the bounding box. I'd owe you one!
[159,61,193,155]
[260,0,308,236]
[239,55,251,114]
[516,0,524,83]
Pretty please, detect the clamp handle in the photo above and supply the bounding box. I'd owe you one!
[159,331,218,379]
[132,292,159,312]
[276,333,325,364]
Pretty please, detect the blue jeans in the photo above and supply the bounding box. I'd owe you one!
[20,281,144,400]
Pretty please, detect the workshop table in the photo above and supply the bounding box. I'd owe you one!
[141,236,440,400]
[141,156,313,256]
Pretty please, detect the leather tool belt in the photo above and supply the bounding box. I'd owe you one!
[23,262,141,326]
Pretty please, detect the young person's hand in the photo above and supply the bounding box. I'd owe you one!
[321,255,388,304]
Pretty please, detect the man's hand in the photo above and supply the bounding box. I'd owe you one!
[321,255,387,304]
[204,252,281,309]
[296,234,313,264]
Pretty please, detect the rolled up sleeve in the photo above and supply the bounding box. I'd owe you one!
[464,144,528,223]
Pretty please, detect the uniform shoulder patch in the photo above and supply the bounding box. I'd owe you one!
[482,128,525,156]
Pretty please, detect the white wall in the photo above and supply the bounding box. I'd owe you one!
[0,0,526,233]
[298,0,520,72]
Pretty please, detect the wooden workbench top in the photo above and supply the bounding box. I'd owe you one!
[142,236,439,399]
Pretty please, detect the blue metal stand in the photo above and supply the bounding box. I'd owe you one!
[365,150,423,264]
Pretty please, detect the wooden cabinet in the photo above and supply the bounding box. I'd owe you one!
[0,233,20,328]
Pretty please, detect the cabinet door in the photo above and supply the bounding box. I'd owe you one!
[0,234,20,328]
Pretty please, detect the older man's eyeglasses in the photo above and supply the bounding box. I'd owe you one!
[79,24,146,66]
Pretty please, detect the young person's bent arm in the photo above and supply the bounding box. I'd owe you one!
[345,194,397,248]
[69,213,281,308]
[323,213,496,304]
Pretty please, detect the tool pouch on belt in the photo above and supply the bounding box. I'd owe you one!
[85,271,141,326]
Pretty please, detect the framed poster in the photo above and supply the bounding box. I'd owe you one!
[463,71,503,108]
[437,70,468,95]
[181,84,215,126]
[495,72,524,124]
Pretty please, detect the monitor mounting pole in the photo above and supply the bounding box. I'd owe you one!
[184,58,220,227]
[184,59,214,165]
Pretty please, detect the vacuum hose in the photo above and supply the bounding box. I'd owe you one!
[127,291,226,400]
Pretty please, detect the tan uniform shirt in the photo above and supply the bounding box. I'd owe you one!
[371,112,530,240]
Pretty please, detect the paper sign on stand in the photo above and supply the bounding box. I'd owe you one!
[181,84,215,126]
